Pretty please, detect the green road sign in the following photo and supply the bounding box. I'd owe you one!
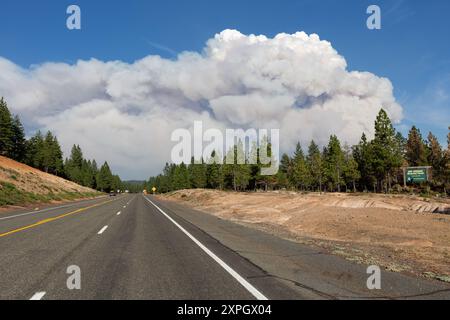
[405,168,428,184]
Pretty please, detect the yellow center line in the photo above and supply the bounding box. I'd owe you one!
[0,198,118,238]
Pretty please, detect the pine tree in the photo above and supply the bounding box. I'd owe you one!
[25,131,45,169]
[239,165,252,190]
[111,175,122,192]
[343,144,361,192]
[353,133,375,192]
[188,157,207,189]
[52,137,64,176]
[173,162,190,190]
[223,147,236,191]
[253,136,278,191]
[246,141,258,191]
[406,126,428,166]
[9,115,27,162]
[277,153,292,190]
[71,145,84,168]
[30,130,63,175]
[160,163,174,192]
[96,162,113,192]
[445,127,450,191]
[448,126,450,152]
[280,153,292,175]
[91,160,99,189]
[292,142,309,190]
[42,131,57,173]
[223,141,251,191]
[307,140,324,192]
[81,160,96,188]
[324,135,345,192]
[235,141,251,191]
[206,151,223,189]
[395,131,407,158]
[427,132,444,184]
[0,97,13,156]
[371,109,403,193]
[65,145,84,184]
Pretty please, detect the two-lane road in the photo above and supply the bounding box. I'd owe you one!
[1,194,449,300]
[0,194,275,300]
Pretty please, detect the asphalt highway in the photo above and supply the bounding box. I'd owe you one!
[0,194,449,300]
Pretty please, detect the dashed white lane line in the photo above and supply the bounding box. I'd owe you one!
[123,206,126,208]
[125,195,136,206]
[117,211,121,216]
[98,225,108,235]
[143,196,268,301]
[30,292,46,300]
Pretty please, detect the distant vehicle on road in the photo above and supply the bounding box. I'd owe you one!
[109,192,117,197]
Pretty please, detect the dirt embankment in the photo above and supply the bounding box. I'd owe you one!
[159,189,450,282]
[0,155,100,208]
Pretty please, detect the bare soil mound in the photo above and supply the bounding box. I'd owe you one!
[160,189,450,282]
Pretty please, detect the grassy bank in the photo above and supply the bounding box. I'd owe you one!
[0,181,101,207]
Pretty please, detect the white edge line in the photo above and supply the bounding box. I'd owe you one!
[98,225,108,235]
[0,196,110,221]
[0,201,86,221]
[30,292,46,300]
[0,204,73,221]
[144,196,268,300]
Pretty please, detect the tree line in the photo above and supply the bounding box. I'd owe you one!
[0,97,122,193]
[148,109,450,195]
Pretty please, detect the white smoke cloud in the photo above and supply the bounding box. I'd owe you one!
[0,29,403,179]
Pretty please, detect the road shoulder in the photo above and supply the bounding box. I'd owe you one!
[151,196,450,300]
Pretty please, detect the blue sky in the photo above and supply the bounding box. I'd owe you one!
[0,0,449,150]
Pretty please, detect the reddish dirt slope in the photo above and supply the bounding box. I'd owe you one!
[0,156,95,194]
